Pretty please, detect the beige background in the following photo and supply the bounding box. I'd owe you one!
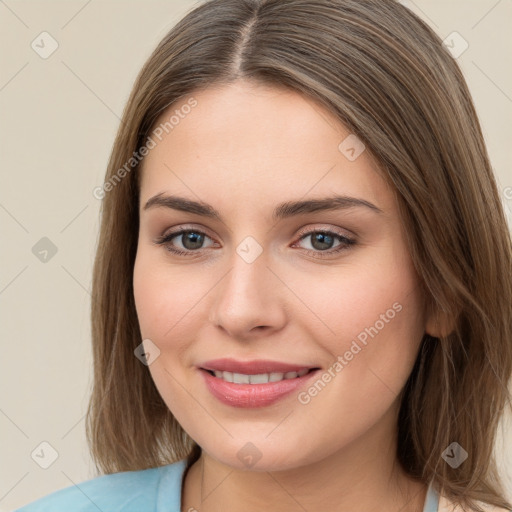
[1,0,511,510]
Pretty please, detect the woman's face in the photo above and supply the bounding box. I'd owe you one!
[133,80,428,471]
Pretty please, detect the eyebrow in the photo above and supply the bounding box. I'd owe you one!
[143,193,383,222]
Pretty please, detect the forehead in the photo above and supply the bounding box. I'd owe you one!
[138,81,393,215]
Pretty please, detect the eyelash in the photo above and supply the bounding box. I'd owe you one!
[153,226,356,259]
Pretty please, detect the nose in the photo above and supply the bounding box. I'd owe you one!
[208,247,287,339]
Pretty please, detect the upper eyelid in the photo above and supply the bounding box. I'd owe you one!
[295,223,356,239]
[161,224,217,242]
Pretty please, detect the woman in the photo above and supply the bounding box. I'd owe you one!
[15,0,512,511]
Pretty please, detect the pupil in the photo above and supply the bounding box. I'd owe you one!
[183,232,204,250]
[312,233,333,251]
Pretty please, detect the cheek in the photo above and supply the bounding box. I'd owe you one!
[133,247,223,379]
[339,271,424,400]
[133,254,164,340]
[290,240,425,392]
[288,263,425,449]
[288,249,421,346]
[132,251,203,410]
[133,250,201,345]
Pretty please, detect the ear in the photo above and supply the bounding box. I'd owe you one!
[425,305,459,338]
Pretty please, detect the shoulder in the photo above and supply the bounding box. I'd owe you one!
[13,459,188,512]
[438,494,512,512]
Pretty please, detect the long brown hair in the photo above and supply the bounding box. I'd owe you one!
[86,1,512,510]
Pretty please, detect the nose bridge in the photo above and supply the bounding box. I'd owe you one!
[218,246,272,312]
[209,241,286,335]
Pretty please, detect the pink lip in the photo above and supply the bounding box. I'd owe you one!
[197,359,321,408]
[199,358,317,374]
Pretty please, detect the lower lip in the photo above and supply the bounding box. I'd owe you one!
[199,368,319,408]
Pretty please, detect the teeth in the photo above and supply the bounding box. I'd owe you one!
[269,372,284,382]
[233,372,250,384]
[249,373,269,384]
[211,368,310,384]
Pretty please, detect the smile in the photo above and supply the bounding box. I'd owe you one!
[206,368,311,384]
[198,360,321,408]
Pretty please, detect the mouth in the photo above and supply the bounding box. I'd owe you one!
[197,358,322,408]
[198,357,321,375]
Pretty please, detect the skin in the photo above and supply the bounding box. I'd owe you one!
[133,80,443,512]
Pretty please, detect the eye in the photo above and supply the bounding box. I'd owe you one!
[154,228,216,256]
[293,229,356,258]
[153,226,356,258]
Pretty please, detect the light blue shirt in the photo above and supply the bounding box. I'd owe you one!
[14,458,441,511]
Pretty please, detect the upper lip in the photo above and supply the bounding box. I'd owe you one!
[199,358,319,375]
